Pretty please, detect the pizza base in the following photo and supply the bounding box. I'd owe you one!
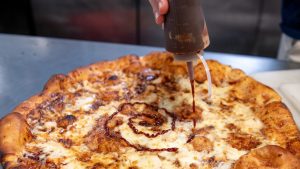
[0,52,300,168]
[233,145,300,169]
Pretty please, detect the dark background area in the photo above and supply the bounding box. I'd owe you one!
[0,0,282,57]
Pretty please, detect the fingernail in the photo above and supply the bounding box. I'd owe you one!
[155,12,159,20]
[158,1,163,10]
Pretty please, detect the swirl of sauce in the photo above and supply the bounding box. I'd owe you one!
[128,113,171,138]
[104,103,178,152]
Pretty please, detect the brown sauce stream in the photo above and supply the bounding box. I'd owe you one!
[190,80,196,127]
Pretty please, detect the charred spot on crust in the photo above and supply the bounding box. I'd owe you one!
[225,123,240,132]
[64,115,76,122]
[84,115,128,153]
[160,76,180,92]
[128,166,139,169]
[189,136,213,152]
[192,126,214,136]
[138,69,159,82]
[108,75,118,81]
[227,132,261,150]
[119,55,143,74]
[77,153,91,162]
[57,115,77,129]
[101,73,121,86]
[91,163,106,169]
[58,138,73,148]
[174,103,202,121]
[189,163,198,169]
[106,116,123,129]
[87,74,101,83]
[91,101,103,111]
[207,156,219,167]
[11,164,34,169]
[35,93,65,115]
[187,126,215,143]
[119,103,135,115]
[286,138,300,159]
[45,161,58,169]
[135,84,147,94]
[123,89,134,101]
[174,159,181,167]
[27,109,42,122]
[42,161,58,169]
[169,96,176,101]
[25,154,40,161]
[49,93,65,112]
[18,148,44,167]
[137,114,165,127]
[72,89,93,98]
[101,91,120,102]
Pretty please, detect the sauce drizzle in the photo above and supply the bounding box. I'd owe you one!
[190,79,196,128]
[128,113,174,138]
[104,103,178,152]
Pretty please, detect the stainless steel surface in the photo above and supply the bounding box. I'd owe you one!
[1,33,300,120]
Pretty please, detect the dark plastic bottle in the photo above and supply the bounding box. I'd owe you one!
[164,0,209,60]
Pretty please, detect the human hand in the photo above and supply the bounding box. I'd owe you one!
[149,0,169,25]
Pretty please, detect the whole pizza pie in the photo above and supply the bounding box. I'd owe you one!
[0,52,300,169]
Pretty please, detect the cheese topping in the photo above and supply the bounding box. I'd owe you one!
[20,60,279,169]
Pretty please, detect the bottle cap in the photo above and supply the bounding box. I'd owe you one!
[174,53,198,62]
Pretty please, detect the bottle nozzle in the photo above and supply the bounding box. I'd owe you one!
[174,54,198,62]
[186,61,194,81]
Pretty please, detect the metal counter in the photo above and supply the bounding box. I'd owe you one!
[1,33,300,118]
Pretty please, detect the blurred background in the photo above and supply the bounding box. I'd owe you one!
[0,0,281,58]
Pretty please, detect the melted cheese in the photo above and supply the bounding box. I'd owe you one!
[22,66,279,169]
[231,104,264,134]
[119,120,192,149]
[75,94,95,111]
[65,103,117,139]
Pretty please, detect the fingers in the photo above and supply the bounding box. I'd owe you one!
[155,14,164,25]
[158,0,169,15]
[149,0,159,13]
[149,0,169,25]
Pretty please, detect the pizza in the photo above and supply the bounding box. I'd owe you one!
[0,52,300,169]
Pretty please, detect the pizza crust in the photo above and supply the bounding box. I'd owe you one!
[0,55,144,168]
[233,145,300,169]
[255,102,300,151]
[0,112,32,168]
[231,76,281,105]
[0,52,299,168]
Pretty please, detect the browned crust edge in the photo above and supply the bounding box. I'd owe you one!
[233,145,300,169]
[0,52,299,168]
[0,112,32,168]
[0,54,139,168]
